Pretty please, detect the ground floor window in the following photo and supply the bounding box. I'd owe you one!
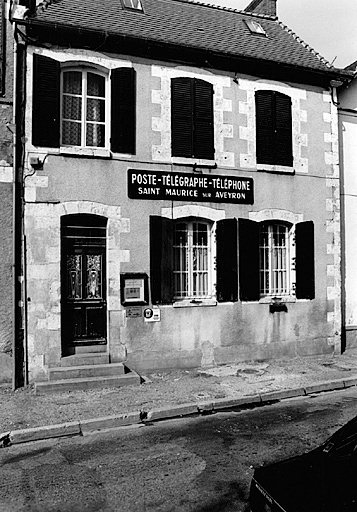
[259,222,291,297]
[173,220,212,299]
[150,215,315,304]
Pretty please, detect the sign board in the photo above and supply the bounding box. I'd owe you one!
[120,273,149,306]
[128,170,254,205]
[144,307,161,322]
[126,306,142,318]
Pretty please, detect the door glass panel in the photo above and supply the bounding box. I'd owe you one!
[67,255,82,299]
[86,255,102,299]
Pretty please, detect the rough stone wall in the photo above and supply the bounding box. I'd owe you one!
[0,5,14,382]
[0,181,12,355]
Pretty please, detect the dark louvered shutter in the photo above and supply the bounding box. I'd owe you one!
[171,77,194,158]
[32,54,60,147]
[256,90,293,167]
[194,79,214,160]
[256,91,274,165]
[295,221,315,300]
[111,67,136,154]
[275,92,293,166]
[150,216,173,304]
[238,218,260,301]
[216,218,238,302]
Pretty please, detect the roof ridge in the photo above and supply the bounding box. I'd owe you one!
[278,20,334,69]
[35,0,278,20]
[155,0,278,20]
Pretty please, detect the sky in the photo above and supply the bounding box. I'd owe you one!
[197,0,357,69]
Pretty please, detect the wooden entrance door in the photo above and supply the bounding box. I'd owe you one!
[61,215,107,351]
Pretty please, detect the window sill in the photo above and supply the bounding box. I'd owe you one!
[257,164,294,174]
[60,147,111,158]
[259,296,296,304]
[171,157,216,168]
[173,298,217,308]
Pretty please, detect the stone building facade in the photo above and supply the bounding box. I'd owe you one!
[11,0,350,383]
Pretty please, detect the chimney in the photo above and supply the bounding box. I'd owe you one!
[244,0,277,17]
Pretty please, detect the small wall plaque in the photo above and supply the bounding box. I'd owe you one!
[126,306,142,318]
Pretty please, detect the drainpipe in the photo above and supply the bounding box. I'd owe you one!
[11,14,18,390]
[12,17,26,388]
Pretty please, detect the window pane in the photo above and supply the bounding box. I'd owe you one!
[63,95,82,121]
[87,73,105,98]
[86,123,105,147]
[87,98,105,122]
[67,255,82,299]
[63,71,82,95]
[86,255,102,299]
[62,121,81,146]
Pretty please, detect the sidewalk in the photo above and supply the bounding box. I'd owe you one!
[2,347,357,446]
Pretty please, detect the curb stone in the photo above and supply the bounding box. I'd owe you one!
[304,379,345,395]
[10,421,81,445]
[80,412,142,434]
[3,378,357,447]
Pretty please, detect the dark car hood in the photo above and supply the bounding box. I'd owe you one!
[251,414,357,512]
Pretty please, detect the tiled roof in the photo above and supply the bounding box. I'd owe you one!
[345,60,357,75]
[28,0,345,76]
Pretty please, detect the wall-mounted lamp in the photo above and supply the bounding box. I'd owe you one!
[330,79,344,89]
[29,156,44,170]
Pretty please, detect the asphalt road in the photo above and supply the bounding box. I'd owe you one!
[2,387,357,512]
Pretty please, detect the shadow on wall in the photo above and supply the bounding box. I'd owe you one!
[0,352,12,383]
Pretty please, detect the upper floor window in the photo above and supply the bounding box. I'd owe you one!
[255,90,293,167]
[171,77,214,160]
[61,69,107,148]
[32,54,136,154]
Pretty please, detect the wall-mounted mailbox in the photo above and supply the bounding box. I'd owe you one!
[120,273,149,306]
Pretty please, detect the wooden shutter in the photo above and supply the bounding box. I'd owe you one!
[171,77,194,158]
[256,90,274,165]
[111,67,136,154]
[295,221,315,300]
[275,92,293,166]
[216,218,238,302]
[256,90,293,167]
[238,218,260,301]
[32,54,60,148]
[194,79,214,160]
[150,216,173,304]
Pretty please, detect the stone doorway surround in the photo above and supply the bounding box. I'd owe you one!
[25,200,130,382]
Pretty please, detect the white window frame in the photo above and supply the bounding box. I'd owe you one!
[173,219,214,302]
[60,67,110,150]
[259,222,296,299]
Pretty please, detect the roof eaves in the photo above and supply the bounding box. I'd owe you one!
[19,17,351,83]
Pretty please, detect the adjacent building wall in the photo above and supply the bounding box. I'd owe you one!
[339,76,357,348]
[0,3,14,383]
[23,46,341,381]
